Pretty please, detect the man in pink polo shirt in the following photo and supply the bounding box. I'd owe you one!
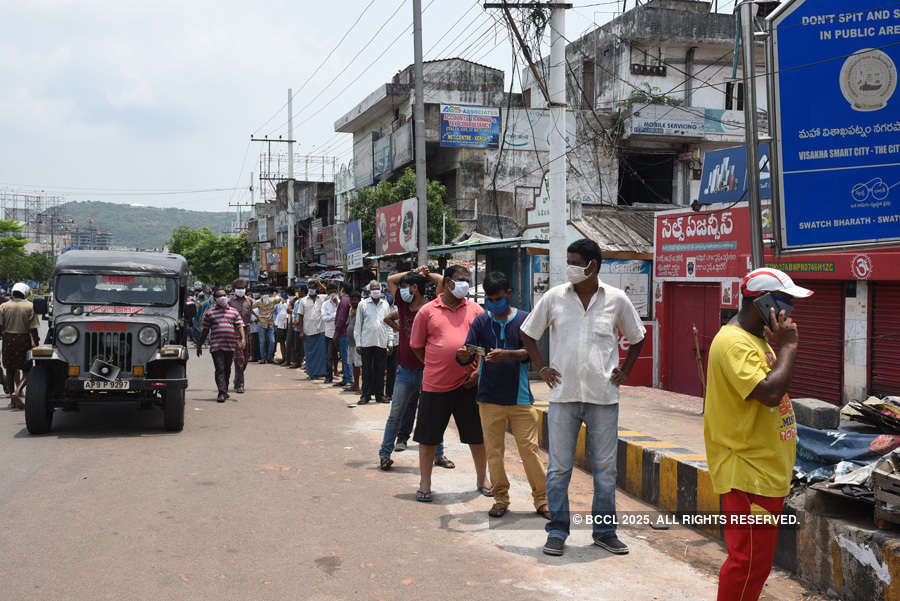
[409,265,490,503]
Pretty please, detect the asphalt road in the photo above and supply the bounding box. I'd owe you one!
[0,354,820,601]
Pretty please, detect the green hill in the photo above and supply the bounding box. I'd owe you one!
[60,201,236,250]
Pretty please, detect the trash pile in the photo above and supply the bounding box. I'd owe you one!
[842,395,900,434]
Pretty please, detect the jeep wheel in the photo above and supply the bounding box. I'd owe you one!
[163,364,185,432]
[25,364,54,434]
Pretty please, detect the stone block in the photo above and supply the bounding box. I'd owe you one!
[792,397,840,430]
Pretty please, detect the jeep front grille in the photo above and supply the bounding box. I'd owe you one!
[85,332,133,372]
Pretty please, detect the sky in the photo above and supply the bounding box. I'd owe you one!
[0,0,736,213]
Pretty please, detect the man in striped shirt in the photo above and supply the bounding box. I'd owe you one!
[196,288,246,402]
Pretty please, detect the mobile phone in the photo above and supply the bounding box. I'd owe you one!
[465,344,486,357]
[753,292,793,328]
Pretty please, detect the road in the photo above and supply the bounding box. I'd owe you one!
[0,355,821,601]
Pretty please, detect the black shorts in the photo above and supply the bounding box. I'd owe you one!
[275,328,287,343]
[413,386,484,445]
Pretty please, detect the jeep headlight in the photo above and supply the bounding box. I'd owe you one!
[138,326,159,346]
[57,325,79,345]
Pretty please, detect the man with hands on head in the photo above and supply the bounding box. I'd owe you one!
[520,238,645,558]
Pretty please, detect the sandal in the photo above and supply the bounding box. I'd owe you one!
[478,485,494,497]
[379,457,393,471]
[488,502,508,518]
[536,504,551,520]
[434,456,455,469]
[416,489,433,503]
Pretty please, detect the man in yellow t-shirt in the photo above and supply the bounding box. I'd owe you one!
[704,268,812,601]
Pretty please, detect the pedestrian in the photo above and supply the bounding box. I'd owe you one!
[354,281,392,405]
[190,287,210,345]
[705,268,808,601]
[274,290,290,364]
[383,292,398,402]
[521,238,646,557]
[249,290,261,362]
[299,280,328,379]
[378,267,453,471]
[456,271,548,519]
[409,266,488,503]
[253,287,277,364]
[289,283,307,369]
[345,290,363,397]
[284,296,296,366]
[321,282,340,384]
[228,278,253,394]
[333,284,354,388]
[0,283,40,409]
[195,288,246,403]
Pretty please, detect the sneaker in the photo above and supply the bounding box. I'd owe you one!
[216,394,226,403]
[543,536,565,556]
[235,386,245,394]
[376,397,389,404]
[379,457,393,471]
[593,534,629,555]
[394,439,408,452]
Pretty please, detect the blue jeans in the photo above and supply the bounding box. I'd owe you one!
[337,335,352,385]
[545,402,619,541]
[379,366,444,459]
[258,326,275,361]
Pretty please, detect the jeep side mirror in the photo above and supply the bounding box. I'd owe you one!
[32,296,48,315]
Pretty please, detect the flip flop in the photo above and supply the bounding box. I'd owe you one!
[489,502,508,517]
[536,504,551,520]
[434,456,455,469]
[478,485,494,497]
[416,489,433,503]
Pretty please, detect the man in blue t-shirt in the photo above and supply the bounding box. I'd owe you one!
[456,271,548,519]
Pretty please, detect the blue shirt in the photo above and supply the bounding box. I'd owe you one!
[462,308,533,406]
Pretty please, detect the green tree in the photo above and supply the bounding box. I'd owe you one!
[348,168,460,254]
[0,219,28,282]
[166,227,249,285]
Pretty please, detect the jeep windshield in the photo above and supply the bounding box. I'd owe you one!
[56,274,178,306]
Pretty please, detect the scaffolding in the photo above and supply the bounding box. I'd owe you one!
[257,153,337,203]
[0,191,71,255]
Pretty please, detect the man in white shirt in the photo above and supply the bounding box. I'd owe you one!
[321,281,340,384]
[299,280,328,379]
[274,291,290,364]
[521,238,645,558]
[353,280,392,405]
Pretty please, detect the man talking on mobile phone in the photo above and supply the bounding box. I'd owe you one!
[705,267,813,601]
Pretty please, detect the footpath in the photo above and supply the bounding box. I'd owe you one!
[530,383,900,601]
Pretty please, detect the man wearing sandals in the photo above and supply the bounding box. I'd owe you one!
[456,272,549,519]
[521,239,645,557]
[410,265,489,503]
[0,282,40,409]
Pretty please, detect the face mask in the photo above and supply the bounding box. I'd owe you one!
[234,289,245,297]
[485,296,509,315]
[450,280,470,299]
[215,296,229,307]
[262,296,270,305]
[308,290,317,298]
[399,287,414,303]
[566,263,591,285]
[370,289,382,300]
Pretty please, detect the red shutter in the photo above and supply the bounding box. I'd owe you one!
[871,283,900,397]
[787,282,844,405]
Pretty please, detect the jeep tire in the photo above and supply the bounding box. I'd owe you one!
[25,364,54,434]
[162,363,185,432]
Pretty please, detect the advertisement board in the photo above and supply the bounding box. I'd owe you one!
[627,104,704,138]
[440,104,500,149]
[375,198,418,255]
[502,109,575,152]
[654,203,753,280]
[770,0,900,249]
[698,144,771,204]
[599,259,651,318]
[345,219,363,270]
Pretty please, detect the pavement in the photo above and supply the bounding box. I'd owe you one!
[0,355,823,601]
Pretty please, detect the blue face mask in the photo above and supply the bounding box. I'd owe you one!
[484,296,509,316]
[399,287,414,303]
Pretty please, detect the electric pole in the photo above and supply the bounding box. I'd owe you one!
[548,4,569,288]
[413,0,428,266]
[228,171,255,234]
[740,0,765,268]
[287,88,296,286]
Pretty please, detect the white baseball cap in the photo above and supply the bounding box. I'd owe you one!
[740,268,814,298]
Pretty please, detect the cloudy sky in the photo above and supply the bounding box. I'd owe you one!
[0,0,735,212]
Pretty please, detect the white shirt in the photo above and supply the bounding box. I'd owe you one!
[274,301,290,329]
[299,295,325,336]
[321,295,338,338]
[520,279,645,405]
[353,297,392,349]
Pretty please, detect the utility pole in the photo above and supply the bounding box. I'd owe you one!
[287,88,296,286]
[740,0,765,268]
[413,0,428,266]
[548,4,569,287]
[227,171,255,234]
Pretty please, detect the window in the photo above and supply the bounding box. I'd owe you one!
[618,153,675,206]
[582,60,595,109]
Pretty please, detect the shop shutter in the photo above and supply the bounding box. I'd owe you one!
[787,281,844,405]
[871,283,900,397]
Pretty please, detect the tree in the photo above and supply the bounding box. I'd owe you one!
[348,168,460,254]
[0,220,28,283]
[166,227,250,285]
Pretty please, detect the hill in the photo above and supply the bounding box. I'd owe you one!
[60,201,236,250]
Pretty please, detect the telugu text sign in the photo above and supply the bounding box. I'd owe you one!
[654,204,752,279]
[771,0,900,248]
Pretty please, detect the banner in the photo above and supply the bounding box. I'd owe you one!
[654,204,752,279]
[345,219,363,270]
[375,198,418,255]
[440,104,500,149]
[698,144,771,204]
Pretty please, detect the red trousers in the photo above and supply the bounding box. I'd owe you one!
[717,489,785,601]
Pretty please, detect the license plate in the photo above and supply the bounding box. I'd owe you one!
[83,379,130,390]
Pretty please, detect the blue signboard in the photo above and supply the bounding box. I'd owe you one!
[439,104,500,149]
[771,0,900,248]
[698,144,771,204]
[344,219,363,270]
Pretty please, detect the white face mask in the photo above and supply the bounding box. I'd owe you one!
[450,280,470,299]
[370,289,382,300]
[262,296,270,305]
[215,296,229,307]
[566,263,592,285]
[234,288,245,297]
